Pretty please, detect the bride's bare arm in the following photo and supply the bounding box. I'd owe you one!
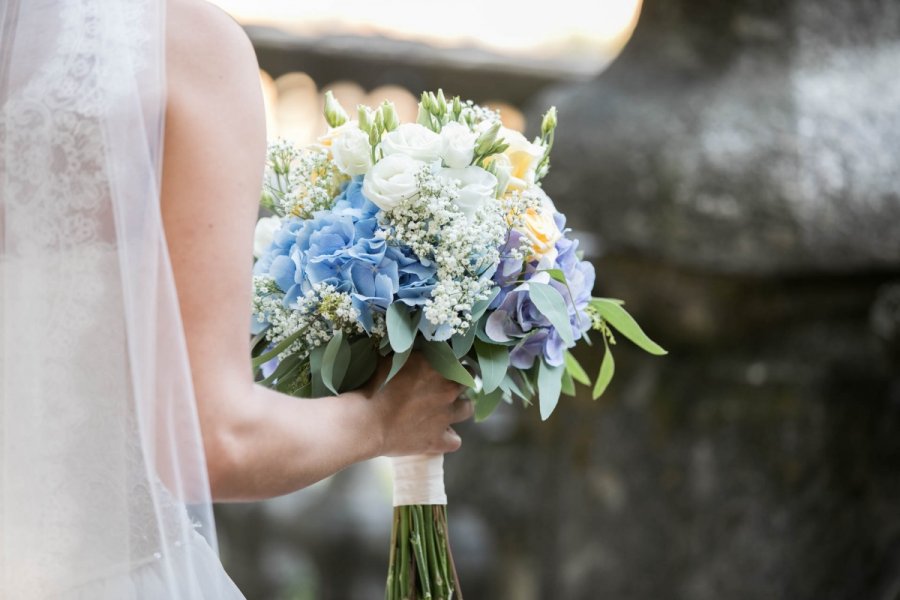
[162,1,471,502]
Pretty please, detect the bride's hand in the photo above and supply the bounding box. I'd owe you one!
[361,353,473,457]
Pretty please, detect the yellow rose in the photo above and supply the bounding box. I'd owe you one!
[519,191,561,259]
[499,127,545,191]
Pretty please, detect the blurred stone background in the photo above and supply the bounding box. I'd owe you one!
[212,0,900,598]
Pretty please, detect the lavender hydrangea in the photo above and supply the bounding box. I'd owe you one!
[486,212,595,368]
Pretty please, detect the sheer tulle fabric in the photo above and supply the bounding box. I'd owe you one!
[0,0,243,597]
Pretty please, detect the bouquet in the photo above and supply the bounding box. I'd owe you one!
[250,89,665,599]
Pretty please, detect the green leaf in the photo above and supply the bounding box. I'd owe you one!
[451,325,477,359]
[474,387,504,422]
[539,268,567,285]
[386,304,417,353]
[381,348,412,390]
[471,287,500,322]
[529,282,574,347]
[250,331,269,359]
[342,338,378,390]
[251,328,304,369]
[309,344,327,397]
[591,299,667,356]
[421,341,476,388]
[561,370,576,396]
[537,361,565,420]
[592,345,615,400]
[500,373,531,403]
[321,331,350,395]
[564,351,591,386]
[474,339,509,394]
[260,354,301,387]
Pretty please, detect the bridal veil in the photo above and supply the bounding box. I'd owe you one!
[1,0,243,597]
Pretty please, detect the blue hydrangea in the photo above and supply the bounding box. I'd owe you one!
[254,177,436,333]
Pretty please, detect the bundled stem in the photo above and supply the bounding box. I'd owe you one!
[386,505,462,600]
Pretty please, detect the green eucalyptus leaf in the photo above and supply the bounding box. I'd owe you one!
[561,370,576,397]
[592,345,615,400]
[563,351,591,386]
[381,348,412,390]
[251,328,303,369]
[309,344,327,397]
[529,282,575,347]
[386,304,417,353]
[591,299,667,356]
[500,373,530,403]
[451,325,477,359]
[421,341,476,388]
[474,387,504,422]
[474,339,509,394]
[540,268,567,285]
[471,287,500,322]
[342,338,379,391]
[321,331,351,395]
[537,361,565,420]
[260,354,301,387]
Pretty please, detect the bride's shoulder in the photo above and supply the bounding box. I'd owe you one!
[166,0,259,96]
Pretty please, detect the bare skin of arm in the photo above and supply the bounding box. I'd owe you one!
[161,0,472,502]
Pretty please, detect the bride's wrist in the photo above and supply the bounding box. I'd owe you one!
[338,389,385,461]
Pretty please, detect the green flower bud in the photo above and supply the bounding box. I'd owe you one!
[324,91,349,128]
[358,105,373,133]
[381,101,400,131]
[436,89,448,114]
[541,106,558,138]
[452,96,463,120]
[475,121,501,155]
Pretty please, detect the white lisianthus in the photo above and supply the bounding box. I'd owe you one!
[380,123,443,162]
[440,166,497,219]
[487,152,513,197]
[253,215,282,258]
[330,125,373,176]
[499,127,545,191]
[439,121,477,169]
[363,154,426,210]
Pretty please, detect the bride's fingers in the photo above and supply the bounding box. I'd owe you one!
[449,396,474,424]
[438,427,463,453]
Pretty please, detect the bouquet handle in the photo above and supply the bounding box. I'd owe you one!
[387,454,462,600]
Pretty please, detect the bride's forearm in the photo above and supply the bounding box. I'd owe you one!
[203,382,383,502]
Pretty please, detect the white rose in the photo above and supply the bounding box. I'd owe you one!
[439,121,477,169]
[363,154,426,211]
[330,125,373,176]
[440,166,498,219]
[253,215,282,258]
[499,127,545,190]
[380,123,443,162]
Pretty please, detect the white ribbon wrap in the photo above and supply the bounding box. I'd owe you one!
[390,454,447,506]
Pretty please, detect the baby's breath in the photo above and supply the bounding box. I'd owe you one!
[252,278,365,362]
[380,166,506,335]
[264,140,348,219]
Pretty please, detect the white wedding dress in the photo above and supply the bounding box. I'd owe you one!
[1,0,245,597]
